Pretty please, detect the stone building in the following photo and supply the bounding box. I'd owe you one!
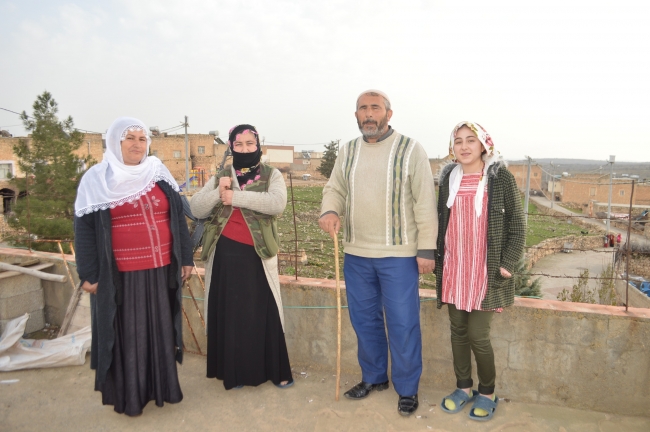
[291,150,325,179]
[508,163,544,192]
[0,134,105,212]
[560,174,634,208]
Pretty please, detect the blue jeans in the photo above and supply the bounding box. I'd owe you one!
[343,254,422,396]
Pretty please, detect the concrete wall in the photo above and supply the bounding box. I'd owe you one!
[615,279,650,309]
[282,280,650,417]
[178,272,650,417]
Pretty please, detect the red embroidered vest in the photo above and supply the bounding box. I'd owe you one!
[110,184,172,271]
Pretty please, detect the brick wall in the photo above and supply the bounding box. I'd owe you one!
[561,175,633,206]
[634,183,650,206]
[508,163,544,191]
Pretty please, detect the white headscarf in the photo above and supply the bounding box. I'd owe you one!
[446,121,500,217]
[74,117,179,217]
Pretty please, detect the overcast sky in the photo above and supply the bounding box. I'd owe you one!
[1,0,648,162]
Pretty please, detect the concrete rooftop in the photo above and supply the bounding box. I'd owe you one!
[1,353,648,431]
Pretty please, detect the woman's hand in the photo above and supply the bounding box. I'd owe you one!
[218,177,231,194]
[182,266,194,283]
[81,281,98,294]
[220,189,233,205]
[499,267,512,278]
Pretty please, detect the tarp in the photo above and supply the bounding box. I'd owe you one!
[0,314,91,371]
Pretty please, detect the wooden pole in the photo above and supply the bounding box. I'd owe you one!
[333,231,342,401]
[0,262,67,282]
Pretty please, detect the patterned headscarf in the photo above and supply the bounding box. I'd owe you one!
[446,121,500,217]
[227,124,262,188]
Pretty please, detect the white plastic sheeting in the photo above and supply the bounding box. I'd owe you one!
[0,314,91,371]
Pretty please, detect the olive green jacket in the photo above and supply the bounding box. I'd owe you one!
[189,164,287,330]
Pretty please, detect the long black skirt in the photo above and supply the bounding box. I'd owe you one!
[95,265,183,416]
[206,235,292,389]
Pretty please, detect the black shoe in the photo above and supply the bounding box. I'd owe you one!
[398,394,419,416]
[344,380,389,400]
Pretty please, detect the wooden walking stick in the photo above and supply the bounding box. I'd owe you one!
[333,231,342,401]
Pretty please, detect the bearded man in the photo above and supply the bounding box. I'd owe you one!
[319,90,438,416]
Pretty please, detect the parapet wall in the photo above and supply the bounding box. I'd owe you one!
[181,275,650,418]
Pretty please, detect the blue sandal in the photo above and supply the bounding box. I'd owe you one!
[440,389,478,414]
[468,394,499,421]
[275,379,294,389]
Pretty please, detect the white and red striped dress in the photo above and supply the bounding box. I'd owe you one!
[441,173,490,312]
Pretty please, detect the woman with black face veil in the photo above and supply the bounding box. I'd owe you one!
[190,124,293,390]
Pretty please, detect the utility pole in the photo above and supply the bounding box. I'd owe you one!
[550,162,557,209]
[184,115,189,190]
[524,156,532,222]
[607,155,615,234]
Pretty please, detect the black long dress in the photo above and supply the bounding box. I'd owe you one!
[95,266,183,416]
[206,235,292,389]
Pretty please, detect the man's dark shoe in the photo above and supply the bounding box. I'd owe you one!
[398,394,419,416]
[344,380,389,400]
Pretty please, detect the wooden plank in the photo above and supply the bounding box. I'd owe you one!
[0,262,65,282]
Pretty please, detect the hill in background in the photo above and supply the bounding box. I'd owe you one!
[508,158,650,181]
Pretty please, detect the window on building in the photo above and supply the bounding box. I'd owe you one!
[590,187,596,196]
[0,163,13,179]
[153,150,158,157]
[173,151,181,158]
[533,172,538,177]
[198,146,205,154]
[619,190,625,196]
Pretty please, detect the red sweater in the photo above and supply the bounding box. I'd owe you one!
[221,208,254,246]
[110,184,172,271]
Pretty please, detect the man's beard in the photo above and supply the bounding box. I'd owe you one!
[357,115,389,139]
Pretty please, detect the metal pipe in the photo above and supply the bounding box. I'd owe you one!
[624,180,635,312]
[289,173,299,280]
[607,155,615,234]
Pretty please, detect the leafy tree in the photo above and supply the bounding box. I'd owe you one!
[8,91,94,251]
[513,258,542,297]
[317,140,338,179]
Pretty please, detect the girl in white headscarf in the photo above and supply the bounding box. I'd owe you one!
[434,121,525,422]
[74,117,194,416]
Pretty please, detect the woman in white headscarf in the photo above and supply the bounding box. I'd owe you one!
[74,117,194,416]
[434,121,525,422]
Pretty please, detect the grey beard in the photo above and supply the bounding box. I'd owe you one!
[358,119,388,139]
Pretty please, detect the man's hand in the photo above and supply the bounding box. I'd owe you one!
[417,257,435,274]
[81,281,98,294]
[499,267,512,278]
[318,213,341,240]
[182,266,194,283]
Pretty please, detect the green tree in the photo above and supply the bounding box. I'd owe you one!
[8,91,94,251]
[513,258,542,297]
[317,140,338,179]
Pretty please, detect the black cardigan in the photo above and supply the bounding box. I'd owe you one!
[74,181,193,385]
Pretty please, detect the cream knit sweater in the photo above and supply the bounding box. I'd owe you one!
[321,130,438,258]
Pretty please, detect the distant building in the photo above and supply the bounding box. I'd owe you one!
[508,163,544,192]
